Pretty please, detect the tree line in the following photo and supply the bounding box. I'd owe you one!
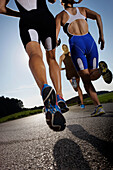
[0,96,24,118]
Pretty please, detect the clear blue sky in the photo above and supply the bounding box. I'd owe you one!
[0,0,113,108]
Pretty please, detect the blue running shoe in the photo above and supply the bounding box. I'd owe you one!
[42,84,66,131]
[80,104,85,109]
[57,95,69,113]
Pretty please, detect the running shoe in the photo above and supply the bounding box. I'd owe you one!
[91,105,105,117]
[42,84,66,131]
[72,77,78,89]
[80,104,85,109]
[99,61,112,84]
[57,94,69,113]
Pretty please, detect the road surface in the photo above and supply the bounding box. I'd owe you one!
[0,103,113,170]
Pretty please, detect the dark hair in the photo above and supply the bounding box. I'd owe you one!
[62,0,74,4]
[62,0,82,4]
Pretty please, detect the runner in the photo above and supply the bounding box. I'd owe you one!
[0,0,69,131]
[55,0,112,116]
[59,44,85,108]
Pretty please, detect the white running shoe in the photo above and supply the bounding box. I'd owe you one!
[91,105,105,117]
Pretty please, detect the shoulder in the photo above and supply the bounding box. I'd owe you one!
[56,10,66,18]
[78,7,89,17]
[78,7,88,12]
[79,7,92,13]
[56,10,68,26]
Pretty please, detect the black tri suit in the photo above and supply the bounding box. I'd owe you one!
[15,0,56,50]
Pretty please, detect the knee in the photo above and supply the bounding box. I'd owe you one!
[29,52,42,59]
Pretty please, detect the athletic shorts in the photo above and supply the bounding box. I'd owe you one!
[69,33,99,71]
[19,9,56,51]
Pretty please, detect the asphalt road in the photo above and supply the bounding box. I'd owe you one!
[0,103,113,170]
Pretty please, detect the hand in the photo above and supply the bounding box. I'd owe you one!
[56,38,61,47]
[98,36,105,50]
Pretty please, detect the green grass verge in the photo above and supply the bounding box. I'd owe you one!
[83,92,113,105]
[0,109,42,123]
[67,92,113,106]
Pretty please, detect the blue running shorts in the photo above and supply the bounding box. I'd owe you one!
[69,33,99,71]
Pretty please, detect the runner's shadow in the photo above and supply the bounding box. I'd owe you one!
[101,114,113,118]
[67,124,113,165]
[53,138,90,170]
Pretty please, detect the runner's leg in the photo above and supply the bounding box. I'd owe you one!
[69,78,84,106]
[76,78,84,105]
[46,49,69,113]
[46,49,63,97]
[79,69,100,106]
[89,68,101,81]
[26,41,47,90]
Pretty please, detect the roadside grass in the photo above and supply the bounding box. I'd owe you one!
[67,92,113,106]
[0,92,113,123]
[0,109,42,123]
[83,92,113,105]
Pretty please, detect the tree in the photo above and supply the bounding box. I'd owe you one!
[0,96,24,118]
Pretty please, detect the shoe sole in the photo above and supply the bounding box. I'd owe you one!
[91,112,105,117]
[42,86,56,107]
[103,69,112,84]
[99,61,112,84]
[42,87,66,131]
[58,101,69,113]
[46,111,66,131]
[99,61,108,74]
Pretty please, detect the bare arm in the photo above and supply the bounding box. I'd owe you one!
[85,7,105,50]
[59,54,65,71]
[55,12,62,45]
[0,0,20,17]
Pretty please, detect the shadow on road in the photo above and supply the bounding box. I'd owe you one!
[53,138,91,170]
[101,114,113,118]
[67,124,113,165]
